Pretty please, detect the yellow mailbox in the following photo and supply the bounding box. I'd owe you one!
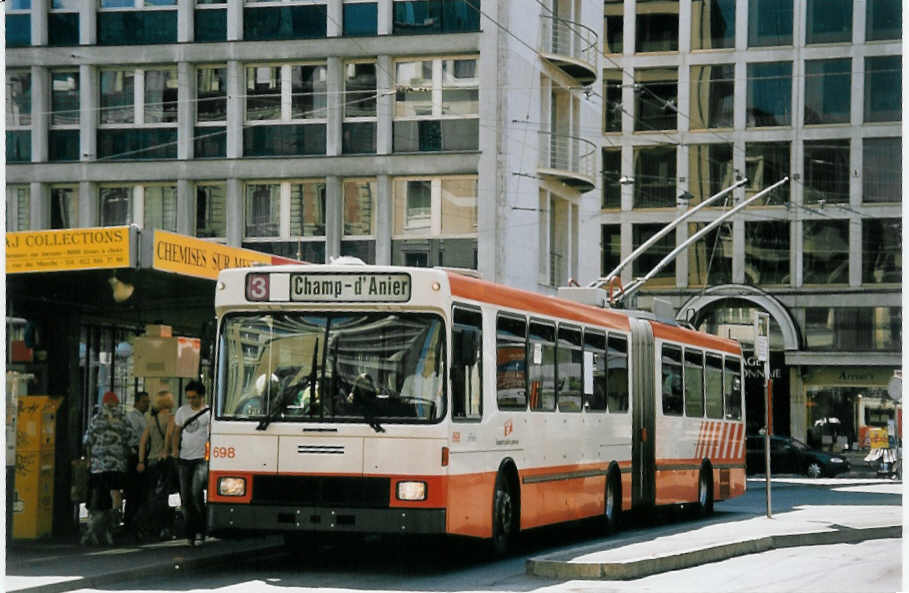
[13,396,62,539]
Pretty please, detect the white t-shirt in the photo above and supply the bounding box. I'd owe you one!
[174,403,211,461]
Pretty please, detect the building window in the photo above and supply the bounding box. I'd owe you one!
[196,65,227,158]
[344,1,377,36]
[49,1,80,46]
[806,0,852,44]
[636,0,678,52]
[143,185,178,232]
[98,1,178,45]
[6,185,30,231]
[50,186,78,229]
[246,66,281,121]
[691,0,734,49]
[392,175,478,269]
[602,148,621,208]
[863,137,901,203]
[803,139,849,204]
[195,1,227,42]
[7,1,30,47]
[745,221,789,285]
[806,307,901,351]
[244,183,280,237]
[746,61,791,127]
[51,70,80,158]
[635,67,677,131]
[864,56,901,122]
[603,0,623,54]
[195,183,226,238]
[99,68,178,160]
[394,56,479,152]
[862,219,901,284]
[633,145,676,208]
[7,70,31,163]
[290,181,326,237]
[804,58,851,125]
[99,186,133,226]
[343,61,377,154]
[747,0,792,47]
[100,69,135,124]
[689,64,734,129]
[601,224,621,279]
[688,222,732,286]
[392,0,480,35]
[145,69,178,124]
[866,0,901,41]
[632,223,675,281]
[292,65,328,120]
[603,69,623,133]
[342,178,376,262]
[688,143,734,204]
[244,1,327,41]
[745,142,790,205]
[803,220,849,284]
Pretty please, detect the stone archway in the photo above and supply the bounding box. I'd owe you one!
[676,284,801,351]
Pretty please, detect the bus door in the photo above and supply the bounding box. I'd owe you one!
[630,318,655,509]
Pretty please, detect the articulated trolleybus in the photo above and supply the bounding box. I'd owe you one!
[207,263,746,552]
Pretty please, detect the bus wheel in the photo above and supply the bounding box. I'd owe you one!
[603,469,621,534]
[491,472,516,556]
[697,466,714,516]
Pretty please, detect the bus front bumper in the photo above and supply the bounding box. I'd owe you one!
[207,503,446,535]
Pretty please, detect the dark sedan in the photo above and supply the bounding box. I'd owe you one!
[746,435,850,478]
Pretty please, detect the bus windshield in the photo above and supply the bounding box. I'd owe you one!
[217,312,446,424]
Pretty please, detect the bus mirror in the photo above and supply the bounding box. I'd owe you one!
[453,328,478,367]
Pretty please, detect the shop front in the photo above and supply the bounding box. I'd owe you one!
[5,226,298,537]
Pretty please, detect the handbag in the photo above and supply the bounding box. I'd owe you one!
[154,457,179,496]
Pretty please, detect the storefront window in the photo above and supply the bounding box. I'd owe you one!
[633,145,676,208]
[803,220,849,284]
[863,138,901,203]
[691,0,734,49]
[806,0,852,44]
[745,142,790,205]
[804,59,851,124]
[745,221,789,285]
[688,222,732,287]
[748,0,792,47]
[862,219,901,284]
[603,0,623,54]
[634,67,677,131]
[803,139,850,204]
[689,64,734,129]
[746,61,791,127]
[636,0,678,52]
[632,223,674,281]
[805,307,901,351]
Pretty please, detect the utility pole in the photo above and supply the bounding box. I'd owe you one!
[754,311,771,518]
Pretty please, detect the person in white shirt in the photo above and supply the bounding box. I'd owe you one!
[166,381,210,547]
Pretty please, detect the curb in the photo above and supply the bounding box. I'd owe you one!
[526,524,902,580]
[7,542,285,593]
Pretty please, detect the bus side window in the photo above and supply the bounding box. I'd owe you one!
[583,330,607,411]
[607,334,629,412]
[705,354,724,419]
[556,326,582,412]
[528,320,556,411]
[496,315,527,410]
[661,344,683,416]
[452,307,483,420]
[684,348,704,418]
[724,356,742,420]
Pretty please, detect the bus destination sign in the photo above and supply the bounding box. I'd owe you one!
[290,273,411,302]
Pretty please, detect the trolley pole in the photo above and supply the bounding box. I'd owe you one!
[755,312,771,518]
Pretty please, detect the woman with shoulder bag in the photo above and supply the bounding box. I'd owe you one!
[136,390,176,540]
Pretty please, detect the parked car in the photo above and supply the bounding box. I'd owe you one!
[746,435,850,478]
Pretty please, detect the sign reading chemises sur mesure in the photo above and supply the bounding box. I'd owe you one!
[152,230,276,280]
[5,226,132,273]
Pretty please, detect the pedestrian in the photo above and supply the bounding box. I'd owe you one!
[167,381,211,547]
[81,391,135,545]
[136,390,176,540]
[124,390,149,536]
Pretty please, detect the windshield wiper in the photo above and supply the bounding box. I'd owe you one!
[257,338,319,430]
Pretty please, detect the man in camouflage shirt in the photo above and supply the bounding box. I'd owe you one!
[81,391,136,545]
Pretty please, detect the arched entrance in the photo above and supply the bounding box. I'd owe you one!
[678,286,800,438]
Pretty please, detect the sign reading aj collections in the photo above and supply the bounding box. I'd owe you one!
[153,230,273,280]
[6,227,132,273]
[291,273,411,302]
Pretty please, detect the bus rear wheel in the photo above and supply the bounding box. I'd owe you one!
[491,472,517,556]
[603,470,621,534]
[696,466,714,516]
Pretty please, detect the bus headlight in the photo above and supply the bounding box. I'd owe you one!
[396,481,427,501]
[218,477,247,497]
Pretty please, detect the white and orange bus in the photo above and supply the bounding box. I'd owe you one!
[206,263,746,552]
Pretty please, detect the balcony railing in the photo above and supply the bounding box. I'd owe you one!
[539,15,598,86]
[538,131,597,192]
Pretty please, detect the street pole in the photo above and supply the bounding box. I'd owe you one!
[755,312,771,518]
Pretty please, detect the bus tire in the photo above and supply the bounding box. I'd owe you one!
[491,470,518,556]
[603,467,621,534]
[696,464,714,516]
